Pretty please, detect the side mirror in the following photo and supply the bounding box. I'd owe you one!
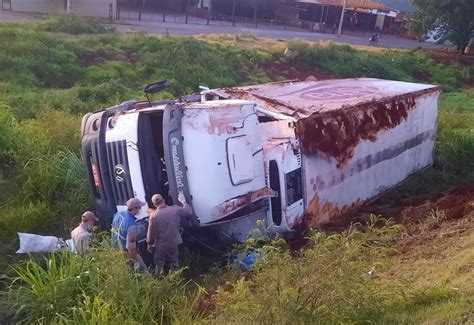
[144,80,171,94]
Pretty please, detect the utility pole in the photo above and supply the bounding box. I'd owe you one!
[337,0,346,36]
[232,0,236,26]
[254,0,258,28]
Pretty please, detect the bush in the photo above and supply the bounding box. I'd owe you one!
[39,16,114,35]
[0,27,83,89]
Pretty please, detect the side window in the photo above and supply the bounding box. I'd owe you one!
[269,160,282,226]
[285,168,303,206]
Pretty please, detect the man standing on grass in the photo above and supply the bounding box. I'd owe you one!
[111,197,148,272]
[147,191,199,277]
[71,211,98,255]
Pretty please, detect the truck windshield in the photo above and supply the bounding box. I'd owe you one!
[137,111,168,206]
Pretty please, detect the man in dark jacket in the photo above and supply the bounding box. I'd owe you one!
[146,191,199,277]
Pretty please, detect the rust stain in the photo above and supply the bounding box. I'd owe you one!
[208,109,241,135]
[218,187,274,218]
[305,195,367,228]
[295,94,419,166]
[219,87,299,116]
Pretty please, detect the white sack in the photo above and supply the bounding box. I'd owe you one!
[65,239,76,253]
[16,233,63,254]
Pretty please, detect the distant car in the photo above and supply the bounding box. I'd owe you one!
[211,12,225,21]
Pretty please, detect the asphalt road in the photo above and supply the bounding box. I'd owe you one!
[0,9,445,50]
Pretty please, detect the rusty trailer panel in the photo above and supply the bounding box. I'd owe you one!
[215,78,440,166]
[302,90,440,227]
[213,78,440,118]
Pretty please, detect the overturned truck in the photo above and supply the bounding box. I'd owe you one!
[81,78,440,238]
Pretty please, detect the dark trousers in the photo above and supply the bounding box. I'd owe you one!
[154,245,179,276]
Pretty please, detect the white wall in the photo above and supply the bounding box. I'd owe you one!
[11,0,117,18]
[73,0,116,18]
[375,14,385,30]
[11,0,65,14]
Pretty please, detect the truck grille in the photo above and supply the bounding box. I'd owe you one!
[106,140,134,205]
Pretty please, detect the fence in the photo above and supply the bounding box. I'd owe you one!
[116,5,306,31]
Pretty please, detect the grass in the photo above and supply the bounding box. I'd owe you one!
[5,249,206,323]
[380,220,474,323]
[285,41,471,91]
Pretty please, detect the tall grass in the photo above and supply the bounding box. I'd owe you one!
[436,89,474,177]
[211,216,404,324]
[7,249,206,323]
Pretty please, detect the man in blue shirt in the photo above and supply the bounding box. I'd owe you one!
[111,197,147,272]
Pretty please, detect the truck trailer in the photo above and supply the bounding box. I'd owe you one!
[81,78,440,239]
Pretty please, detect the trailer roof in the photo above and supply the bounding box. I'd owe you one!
[211,78,440,119]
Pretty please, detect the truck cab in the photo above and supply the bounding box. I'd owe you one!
[81,95,304,238]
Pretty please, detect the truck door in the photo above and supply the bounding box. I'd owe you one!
[265,140,304,232]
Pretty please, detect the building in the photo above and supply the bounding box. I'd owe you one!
[3,0,404,33]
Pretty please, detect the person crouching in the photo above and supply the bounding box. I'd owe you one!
[71,211,98,255]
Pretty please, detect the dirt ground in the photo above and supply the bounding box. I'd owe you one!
[262,61,335,81]
[424,48,474,66]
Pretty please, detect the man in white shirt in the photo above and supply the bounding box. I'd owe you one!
[71,211,97,255]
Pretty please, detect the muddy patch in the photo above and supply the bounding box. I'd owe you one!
[262,61,335,82]
[296,93,423,166]
[399,184,474,226]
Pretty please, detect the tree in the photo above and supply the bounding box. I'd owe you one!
[409,0,474,54]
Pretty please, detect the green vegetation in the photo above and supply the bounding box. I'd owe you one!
[0,17,473,324]
[408,0,474,53]
[437,89,474,176]
[285,41,472,91]
[6,249,205,323]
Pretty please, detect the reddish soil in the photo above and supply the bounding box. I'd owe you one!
[399,183,474,226]
[262,61,335,82]
[316,183,474,235]
[424,48,474,66]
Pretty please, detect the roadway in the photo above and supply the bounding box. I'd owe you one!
[0,9,445,50]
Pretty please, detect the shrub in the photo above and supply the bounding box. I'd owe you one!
[39,16,114,35]
[0,27,83,89]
